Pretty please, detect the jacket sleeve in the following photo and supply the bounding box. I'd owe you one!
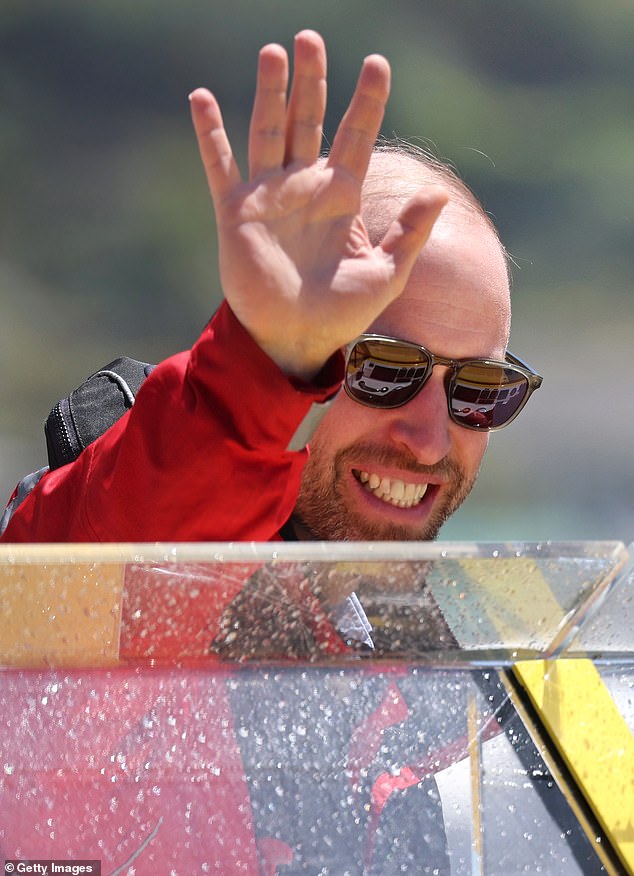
[0,302,343,543]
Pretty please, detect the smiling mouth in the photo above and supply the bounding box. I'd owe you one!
[352,469,429,508]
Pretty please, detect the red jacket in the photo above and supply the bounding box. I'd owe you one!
[0,301,342,544]
[0,304,459,873]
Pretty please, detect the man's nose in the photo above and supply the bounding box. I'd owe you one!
[384,370,452,465]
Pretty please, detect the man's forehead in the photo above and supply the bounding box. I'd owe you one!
[372,287,509,354]
[362,158,510,354]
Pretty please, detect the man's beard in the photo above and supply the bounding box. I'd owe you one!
[292,440,478,542]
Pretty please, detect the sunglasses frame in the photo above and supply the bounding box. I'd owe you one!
[344,334,543,432]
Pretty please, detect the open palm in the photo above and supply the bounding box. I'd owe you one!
[190,31,447,379]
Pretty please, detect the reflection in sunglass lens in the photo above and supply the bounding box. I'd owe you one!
[346,340,431,408]
[450,364,529,429]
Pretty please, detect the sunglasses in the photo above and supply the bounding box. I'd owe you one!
[344,335,543,431]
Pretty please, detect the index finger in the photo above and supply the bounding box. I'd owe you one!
[326,54,390,181]
[190,88,242,204]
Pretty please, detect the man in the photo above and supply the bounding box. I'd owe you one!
[0,31,544,875]
[0,30,540,545]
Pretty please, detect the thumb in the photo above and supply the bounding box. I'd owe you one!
[379,186,448,288]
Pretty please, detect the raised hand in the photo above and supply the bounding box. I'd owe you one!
[190,30,447,380]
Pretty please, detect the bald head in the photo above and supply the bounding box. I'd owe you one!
[360,143,512,351]
[362,143,505,244]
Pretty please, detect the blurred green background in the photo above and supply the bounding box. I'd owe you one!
[1,0,633,543]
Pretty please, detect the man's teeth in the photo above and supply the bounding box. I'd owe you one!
[356,471,428,508]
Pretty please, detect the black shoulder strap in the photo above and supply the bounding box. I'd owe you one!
[44,357,154,470]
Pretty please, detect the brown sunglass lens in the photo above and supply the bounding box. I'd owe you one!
[450,364,529,428]
[346,341,430,408]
